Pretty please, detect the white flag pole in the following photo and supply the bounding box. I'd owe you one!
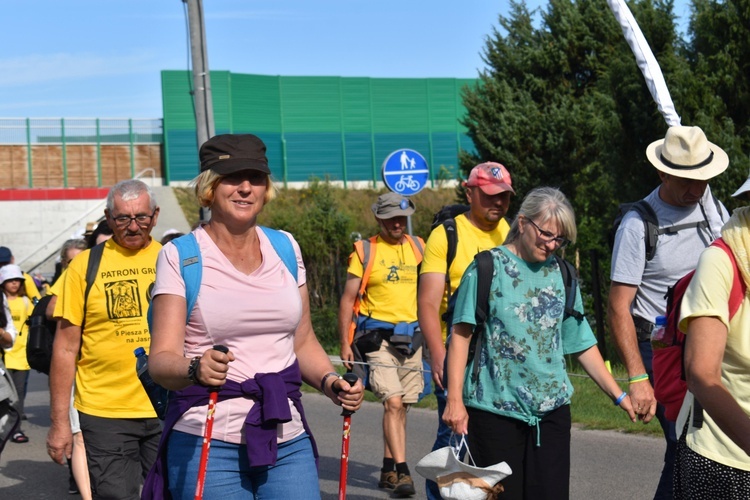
[606,0,681,126]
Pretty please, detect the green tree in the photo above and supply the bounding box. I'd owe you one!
[682,0,750,208]
[458,0,703,359]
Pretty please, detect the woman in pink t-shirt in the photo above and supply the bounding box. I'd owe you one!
[146,134,363,500]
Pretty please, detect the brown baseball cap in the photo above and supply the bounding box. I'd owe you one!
[199,134,271,175]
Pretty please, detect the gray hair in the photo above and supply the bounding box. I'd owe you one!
[505,187,577,245]
[59,238,87,262]
[106,179,157,212]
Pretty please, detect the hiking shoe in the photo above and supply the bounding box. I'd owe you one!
[378,470,397,489]
[391,473,415,497]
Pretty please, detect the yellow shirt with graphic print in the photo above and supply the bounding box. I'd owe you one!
[347,236,421,324]
[59,238,161,419]
[4,295,33,370]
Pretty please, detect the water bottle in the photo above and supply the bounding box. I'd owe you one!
[134,347,169,420]
[650,315,668,350]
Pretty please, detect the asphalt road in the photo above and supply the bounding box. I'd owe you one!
[1,370,664,499]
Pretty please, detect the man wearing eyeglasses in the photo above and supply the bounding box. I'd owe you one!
[418,162,514,499]
[47,179,163,499]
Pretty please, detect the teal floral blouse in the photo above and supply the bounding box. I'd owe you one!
[452,246,596,427]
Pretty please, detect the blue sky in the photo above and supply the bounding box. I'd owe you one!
[0,0,691,119]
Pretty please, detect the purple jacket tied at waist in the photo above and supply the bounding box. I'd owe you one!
[142,359,318,499]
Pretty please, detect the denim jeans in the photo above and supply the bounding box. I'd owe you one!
[426,384,453,500]
[167,431,320,500]
[639,340,677,500]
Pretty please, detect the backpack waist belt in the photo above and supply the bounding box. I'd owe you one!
[633,316,655,342]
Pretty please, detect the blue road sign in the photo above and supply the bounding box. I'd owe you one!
[381,149,429,196]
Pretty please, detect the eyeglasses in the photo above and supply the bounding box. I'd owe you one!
[524,217,570,249]
[111,210,156,228]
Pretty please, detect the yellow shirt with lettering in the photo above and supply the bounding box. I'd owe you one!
[347,236,421,324]
[420,213,510,340]
[4,295,33,370]
[59,239,161,418]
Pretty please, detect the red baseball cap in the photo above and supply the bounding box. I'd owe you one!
[465,162,514,195]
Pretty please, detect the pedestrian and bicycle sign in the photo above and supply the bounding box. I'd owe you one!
[381,149,429,196]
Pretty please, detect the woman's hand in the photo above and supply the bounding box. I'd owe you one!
[330,376,364,412]
[195,348,235,387]
[618,394,637,423]
[443,398,469,435]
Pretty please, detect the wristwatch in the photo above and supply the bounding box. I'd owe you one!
[187,356,202,385]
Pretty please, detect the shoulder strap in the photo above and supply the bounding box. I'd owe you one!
[554,255,584,322]
[404,234,425,265]
[630,200,660,261]
[347,236,378,345]
[260,226,298,282]
[710,238,746,317]
[712,191,726,224]
[81,242,105,326]
[171,233,202,324]
[443,218,459,296]
[468,249,495,381]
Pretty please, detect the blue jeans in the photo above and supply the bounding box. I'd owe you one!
[426,384,452,500]
[639,340,677,500]
[167,431,320,500]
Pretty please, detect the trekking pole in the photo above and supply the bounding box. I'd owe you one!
[194,345,229,500]
[337,372,359,500]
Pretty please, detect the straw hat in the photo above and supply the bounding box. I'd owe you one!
[646,126,728,181]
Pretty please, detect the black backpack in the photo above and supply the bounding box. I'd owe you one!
[446,249,583,381]
[26,243,104,374]
[430,204,470,297]
[25,295,58,374]
[609,197,724,261]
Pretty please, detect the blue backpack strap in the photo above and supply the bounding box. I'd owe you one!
[171,233,202,324]
[260,226,298,282]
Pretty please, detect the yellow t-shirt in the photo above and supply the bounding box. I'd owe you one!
[23,272,41,301]
[678,245,750,471]
[4,295,33,370]
[347,236,420,324]
[420,213,510,339]
[48,269,66,298]
[59,238,162,419]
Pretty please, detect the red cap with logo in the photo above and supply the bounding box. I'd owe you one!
[465,162,514,195]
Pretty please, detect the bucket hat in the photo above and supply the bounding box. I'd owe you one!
[646,126,728,181]
[199,134,271,175]
[371,192,415,219]
[416,435,512,500]
[465,162,515,195]
[0,265,23,285]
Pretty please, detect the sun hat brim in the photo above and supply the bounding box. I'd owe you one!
[646,138,728,181]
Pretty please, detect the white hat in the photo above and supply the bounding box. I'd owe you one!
[0,264,24,284]
[732,175,750,198]
[416,438,512,500]
[646,126,728,181]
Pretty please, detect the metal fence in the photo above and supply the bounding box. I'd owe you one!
[0,118,162,144]
[0,118,163,188]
